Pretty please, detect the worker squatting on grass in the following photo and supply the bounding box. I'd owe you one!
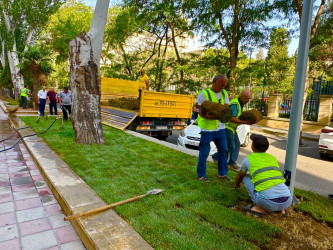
[235,134,292,217]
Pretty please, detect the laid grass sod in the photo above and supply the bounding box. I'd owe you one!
[21,117,333,248]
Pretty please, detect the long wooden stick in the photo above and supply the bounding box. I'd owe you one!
[64,194,146,221]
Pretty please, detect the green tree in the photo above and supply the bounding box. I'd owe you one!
[19,46,53,109]
[0,0,63,98]
[266,28,293,94]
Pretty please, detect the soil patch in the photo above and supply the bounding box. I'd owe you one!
[232,202,333,249]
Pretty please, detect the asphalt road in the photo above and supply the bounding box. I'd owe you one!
[165,130,333,197]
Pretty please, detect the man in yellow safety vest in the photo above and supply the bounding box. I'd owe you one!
[224,89,252,171]
[196,75,231,182]
[20,85,31,109]
[235,134,291,217]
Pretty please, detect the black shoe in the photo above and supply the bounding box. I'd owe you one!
[329,194,333,200]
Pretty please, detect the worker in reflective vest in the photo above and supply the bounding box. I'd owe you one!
[235,134,291,216]
[196,75,230,183]
[224,90,252,171]
[20,85,31,109]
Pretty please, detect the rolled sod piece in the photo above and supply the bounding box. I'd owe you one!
[238,109,263,124]
[201,101,233,123]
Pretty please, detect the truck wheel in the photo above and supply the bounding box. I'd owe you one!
[241,133,250,147]
[157,131,168,140]
[319,151,330,159]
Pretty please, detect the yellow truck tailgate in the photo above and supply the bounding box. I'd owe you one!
[140,91,193,118]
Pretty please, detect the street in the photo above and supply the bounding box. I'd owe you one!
[166,130,333,197]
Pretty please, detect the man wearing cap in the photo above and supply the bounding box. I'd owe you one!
[235,134,291,216]
[196,75,230,182]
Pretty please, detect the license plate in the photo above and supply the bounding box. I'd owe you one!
[188,141,199,146]
[156,126,167,130]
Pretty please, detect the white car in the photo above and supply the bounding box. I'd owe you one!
[177,120,250,154]
[318,121,333,159]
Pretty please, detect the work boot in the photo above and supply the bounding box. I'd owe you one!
[228,164,240,171]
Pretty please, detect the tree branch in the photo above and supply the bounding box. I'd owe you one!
[310,0,326,46]
[294,0,302,24]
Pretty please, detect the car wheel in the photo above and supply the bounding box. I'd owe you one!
[241,133,250,147]
[319,151,330,159]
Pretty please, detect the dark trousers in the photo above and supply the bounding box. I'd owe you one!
[39,99,46,116]
[49,101,57,115]
[21,96,27,109]
[62,105,71,120]
[197,129,228,178]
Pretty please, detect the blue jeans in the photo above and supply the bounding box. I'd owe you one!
[243,175,292,212]
[197,129,228,178]
[39,99,46,116]
[225,129,240,165]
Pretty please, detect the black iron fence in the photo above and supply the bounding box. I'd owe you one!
[279,80,333,121]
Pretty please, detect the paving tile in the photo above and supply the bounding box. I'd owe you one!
[16,206,46,223]
[0,201,15,214]
[11,182,35,192]
[60,240,86,250]
[25,161,36,166]
[10,176,33,186]
[41,194,58,205]
[38,187,52,197]
[0,192,12,203]
[19,218,52,236]
[0,179,10,187]
[47,246,60,250]
[0,238,21,249]
[9,171,30,178]
[54,225,79,245]
[28,165,38,170]
[32,175,43,182]
[49,214,70,229]
[0,186,11,194]
[8,166,28,172]
[15,197,43,211]
[21,230,57,250]
[35,180,48,188]
[0,224,19,242]
[45,204,62,216]
[30,170,41,176]
[0,212,16,227]
[0,173,9,180]
[13,189,39,201]
[0,168,8,174]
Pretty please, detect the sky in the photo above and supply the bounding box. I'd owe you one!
[81,0,321,58]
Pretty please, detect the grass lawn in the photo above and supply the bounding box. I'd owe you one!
[21,117,333,248]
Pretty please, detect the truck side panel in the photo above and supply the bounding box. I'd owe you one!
[140,91,193,119]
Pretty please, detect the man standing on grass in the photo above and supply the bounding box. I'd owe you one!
[58,87,72,121]
[37,86,47,116]
[213,89,253,171]
[235,134,291,217]
[196,75,230,182]
[47,87,58,115]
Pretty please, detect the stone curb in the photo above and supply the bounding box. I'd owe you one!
[2,111,153,249]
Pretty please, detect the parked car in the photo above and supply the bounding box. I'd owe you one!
[177,120,250,155]
[318,120,333,159]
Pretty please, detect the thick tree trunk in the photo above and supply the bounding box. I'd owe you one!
[69,32,105,144]
[7,48,24,100]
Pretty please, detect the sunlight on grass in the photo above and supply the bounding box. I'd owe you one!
[22,117,282,248]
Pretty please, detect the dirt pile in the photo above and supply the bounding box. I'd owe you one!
[201,101,233,123]
[108,97,140,110]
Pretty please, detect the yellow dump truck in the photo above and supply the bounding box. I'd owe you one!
[101,77,194,139]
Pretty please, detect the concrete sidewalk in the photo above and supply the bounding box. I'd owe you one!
[251,124,320,142]
[0,112,85,249]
